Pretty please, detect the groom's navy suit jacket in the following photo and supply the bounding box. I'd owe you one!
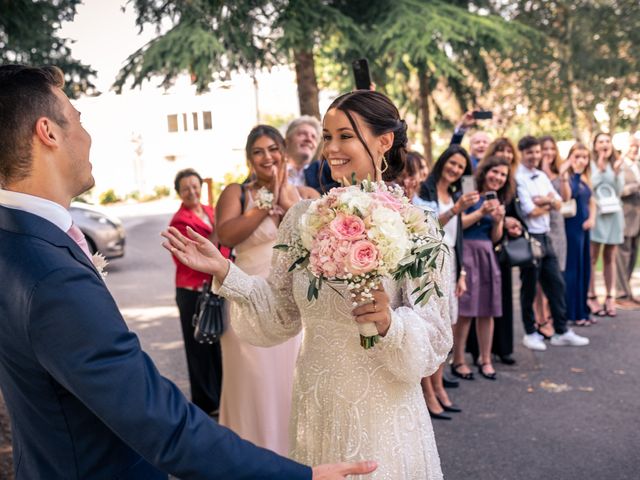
[0,205,310,480]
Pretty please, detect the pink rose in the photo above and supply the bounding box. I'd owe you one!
[370,191,403,212]
[346,240,379,275]
[329,213,366,241]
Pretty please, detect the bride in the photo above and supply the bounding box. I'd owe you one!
[163,90,452,479]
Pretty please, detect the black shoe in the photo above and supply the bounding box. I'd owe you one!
[497,354,516,365]
[438,398,462,413]
[443,376,459,389]
[428,408,452,420]
[451,363,474,380]
[477,363,497,380]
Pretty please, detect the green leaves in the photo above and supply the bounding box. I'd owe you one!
[0,0,96,98]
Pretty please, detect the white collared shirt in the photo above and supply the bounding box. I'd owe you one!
[624,157,640,184]
[515,164,561,234]
[0,189,72,232]
[287,163,310,187]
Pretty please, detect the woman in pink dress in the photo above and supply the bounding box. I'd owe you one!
[214,125,318,455]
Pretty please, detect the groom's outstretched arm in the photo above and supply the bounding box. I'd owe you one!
[28,265,310,479]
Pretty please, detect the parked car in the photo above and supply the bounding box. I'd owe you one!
[69,202,125,259]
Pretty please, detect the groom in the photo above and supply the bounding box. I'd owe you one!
[0,64,376,479]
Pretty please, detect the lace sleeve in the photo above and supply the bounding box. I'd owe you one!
[212,201,310,347]
[368,224,453,383]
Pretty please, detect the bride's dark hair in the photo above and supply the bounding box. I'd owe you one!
[325,90,407,182]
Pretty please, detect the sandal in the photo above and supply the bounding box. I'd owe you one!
[587,295,607,317]
[574,319,592,327]
[605,295,617,317]
[450,363,474,381]
[536,317,554,340]
[477,363,497,380]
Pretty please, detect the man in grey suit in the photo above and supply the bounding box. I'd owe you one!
[0,64,376,480]
[616,138,640,307]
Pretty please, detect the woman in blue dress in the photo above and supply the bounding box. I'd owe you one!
[564,143,597,325]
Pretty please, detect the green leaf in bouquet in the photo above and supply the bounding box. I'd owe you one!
[307,277,319,301]
[288,255,308,272]
[273,244,290,251]
[398,254,417,267]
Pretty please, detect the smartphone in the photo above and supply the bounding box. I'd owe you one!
[461,175,477,195]
[485,191,497,201]
[472,110,493,120]
[352,58,371,90]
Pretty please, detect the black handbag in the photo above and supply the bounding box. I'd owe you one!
[192,279,225,344]
[495,231,543,268]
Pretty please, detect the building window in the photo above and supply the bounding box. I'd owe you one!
[192,112,199,131]
[182,113,188,131]
[203,111,212,130]
[167,114,178,133]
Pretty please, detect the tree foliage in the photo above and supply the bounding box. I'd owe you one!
[0,0,96,98]
[507,0,640,138]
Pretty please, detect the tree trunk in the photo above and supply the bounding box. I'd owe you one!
[293,48,320,119]
[559,10,581,142]
[418,66,433,165]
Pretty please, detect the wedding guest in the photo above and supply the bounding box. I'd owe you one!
[516,136,589,351]
[534,136,571,336]
[587,133,625,317]
[0,64,370,480]
[615,137,640,307]
[466,137,523,365]
[415,150,431,182]
[453,156,512,380]
[415,145,477,415]
[285,116,339,193]
[164,90,453,479]
[215,125,318,455]
[563,144,596,325]
[169,168,228,415]
[399,150,426,201]
[450,110,491,170]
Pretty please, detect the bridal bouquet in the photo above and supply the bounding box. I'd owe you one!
[275,180,447,349]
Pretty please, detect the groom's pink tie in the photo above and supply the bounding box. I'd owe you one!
[67,223,92,259]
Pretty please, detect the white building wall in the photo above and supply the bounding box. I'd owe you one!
[73,67,333,201]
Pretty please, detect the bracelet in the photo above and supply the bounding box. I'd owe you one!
[254,187,274,211]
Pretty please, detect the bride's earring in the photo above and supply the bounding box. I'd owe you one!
[379,155,389,176]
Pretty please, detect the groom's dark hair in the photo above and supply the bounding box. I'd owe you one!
[0,64,67,186]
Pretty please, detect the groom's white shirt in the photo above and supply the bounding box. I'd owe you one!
[0,188,72,232]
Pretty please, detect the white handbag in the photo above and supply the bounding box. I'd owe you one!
[595,184,622,214]
[560,199,577,218]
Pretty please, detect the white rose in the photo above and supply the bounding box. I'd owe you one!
[369,207,410,268]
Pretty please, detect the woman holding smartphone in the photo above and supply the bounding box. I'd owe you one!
[453,156,514,380]
[415,145,477,417]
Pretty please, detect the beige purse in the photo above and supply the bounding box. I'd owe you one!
[560,199,577,218]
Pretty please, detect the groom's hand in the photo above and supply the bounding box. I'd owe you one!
[312,461,377,479]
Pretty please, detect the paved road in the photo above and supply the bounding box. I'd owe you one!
[2,204,639,479]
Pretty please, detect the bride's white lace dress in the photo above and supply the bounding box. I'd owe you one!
[214,201,453,479]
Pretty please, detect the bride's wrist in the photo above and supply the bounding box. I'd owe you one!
[211,258,230,283]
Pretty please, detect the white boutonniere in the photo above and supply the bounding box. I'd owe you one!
[92,252,109,279]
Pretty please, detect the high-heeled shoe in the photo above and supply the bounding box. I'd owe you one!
[428,408,452,420]
[605,295,617,317]
[477,363,497,380]
[450,363,474,380]
[437,398,462,413]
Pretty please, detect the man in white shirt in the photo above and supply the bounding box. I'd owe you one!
[285,116,339,193]
[515,136,589,351]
